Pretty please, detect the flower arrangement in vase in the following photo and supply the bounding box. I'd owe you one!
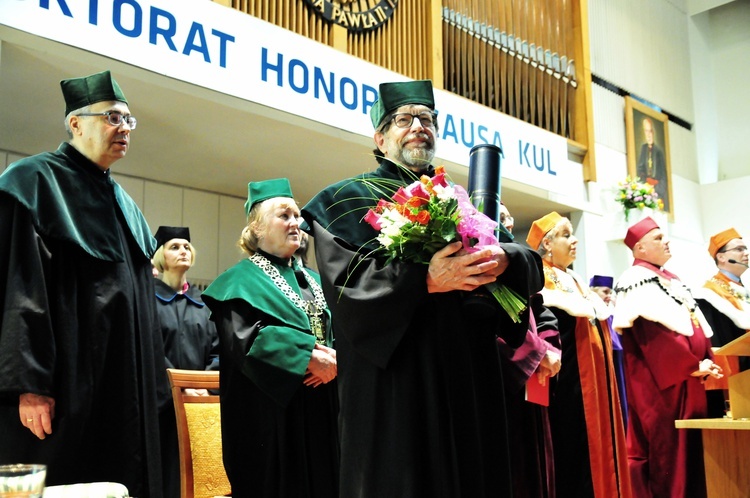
[615,176,664,222]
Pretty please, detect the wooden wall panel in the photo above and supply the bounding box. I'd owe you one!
[222,0,592,171]
[442,0,580,141]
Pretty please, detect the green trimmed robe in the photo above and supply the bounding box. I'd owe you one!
[302,159,544,498]
[0,143,166,498]
[202,252,338,498]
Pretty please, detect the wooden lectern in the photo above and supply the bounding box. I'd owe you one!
[675,331,750,498]
[717,331,750,419]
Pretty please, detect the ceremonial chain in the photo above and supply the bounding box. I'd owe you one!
[616,275,700,326]
[544,265,576,294]
[249,253,328,343]
[710,277,750,304]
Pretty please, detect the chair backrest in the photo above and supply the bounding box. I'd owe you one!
[167,368,231,498]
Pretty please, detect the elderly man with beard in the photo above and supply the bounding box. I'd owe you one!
[302,80,544,497]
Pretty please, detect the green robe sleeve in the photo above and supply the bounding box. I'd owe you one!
[244,323,316,406]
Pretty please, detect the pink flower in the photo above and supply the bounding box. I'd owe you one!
[452,185,500,252]
[364,209,383,230]
[407,182,431,203]
[376,198,393,211]
[392,187,410,204]
[434,172,449,187]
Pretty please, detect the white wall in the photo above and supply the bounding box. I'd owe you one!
[585,0,749,289]
[2,147,246,284]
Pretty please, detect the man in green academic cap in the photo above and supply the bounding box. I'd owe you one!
[302,80,544,497]
[0,70,166,498]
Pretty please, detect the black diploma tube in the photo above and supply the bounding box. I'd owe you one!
[468,144,512,243]
[464,144,508,317]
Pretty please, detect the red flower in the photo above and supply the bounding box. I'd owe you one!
[405,196,428,209]
[415,210,431,225]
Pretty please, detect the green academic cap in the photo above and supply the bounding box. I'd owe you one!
[60,70,128,116]
[370,80,435,129]
[154,226,191,248]
[245,178,294,217]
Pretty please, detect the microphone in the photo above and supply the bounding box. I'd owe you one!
[728,259,749,267]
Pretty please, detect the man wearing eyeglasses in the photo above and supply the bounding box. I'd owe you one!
[0,71,166,497]
[696,228,750,415]
[302,80,543,497]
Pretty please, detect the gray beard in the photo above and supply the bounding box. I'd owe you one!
[396,146,435,171]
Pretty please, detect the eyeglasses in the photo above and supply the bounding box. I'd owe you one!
[500,214,514,226]
[720,246,748,254]
[76,111,137,129]
[389,112,437,129]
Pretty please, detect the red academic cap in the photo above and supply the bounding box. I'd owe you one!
[624,216,660,250]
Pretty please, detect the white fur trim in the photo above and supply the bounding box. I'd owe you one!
[613,266,713,338]
[695,285,750,330]
[541,267,609,320]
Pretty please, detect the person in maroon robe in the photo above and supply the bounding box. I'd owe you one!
[496,203,560,498]
[612,217,724,498]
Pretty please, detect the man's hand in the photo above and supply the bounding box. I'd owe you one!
[691,358,723,382]
[19,393,55,440]
[427,242,508,293]
[304,344,337,387]
[536,350,562,386]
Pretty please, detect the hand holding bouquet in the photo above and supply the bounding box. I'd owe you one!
[363,166,527,322]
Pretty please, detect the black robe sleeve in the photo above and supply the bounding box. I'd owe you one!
[0,195,55,398]
[696,298,750,371]
[310,220,542,368]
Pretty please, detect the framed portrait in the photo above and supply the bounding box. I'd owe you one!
[625,96,673,221]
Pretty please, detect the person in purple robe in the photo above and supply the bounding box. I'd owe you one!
[589,274,628,429]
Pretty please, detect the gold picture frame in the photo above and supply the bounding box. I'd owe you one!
[625,96,673,221]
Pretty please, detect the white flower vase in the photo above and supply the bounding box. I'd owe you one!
[623,207,654,226]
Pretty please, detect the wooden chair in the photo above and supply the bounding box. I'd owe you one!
[167,369,231,498]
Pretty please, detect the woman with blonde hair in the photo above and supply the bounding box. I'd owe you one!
[527,212,630,498]
[203,178,338,497]
[152,225,219,498]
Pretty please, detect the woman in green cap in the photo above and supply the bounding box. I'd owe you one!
[203,178,338,497]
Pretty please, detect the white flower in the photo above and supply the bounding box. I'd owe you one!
[377,233,395,248]
[379,209,409,236]
[433,184,455,201]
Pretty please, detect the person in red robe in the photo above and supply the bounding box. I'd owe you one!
[613,217,724,498]
[528,212,630,498]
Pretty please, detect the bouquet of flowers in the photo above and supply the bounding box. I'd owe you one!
[615,176,664,221]
[362,166,527,323]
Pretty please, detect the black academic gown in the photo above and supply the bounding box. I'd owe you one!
[0,143,166,498]
[497,294,560,498]
[154,278,219,498]
[203,253,339,498]
[155,278,219,372]
[696,297,750,417]
[302,159,543,498]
